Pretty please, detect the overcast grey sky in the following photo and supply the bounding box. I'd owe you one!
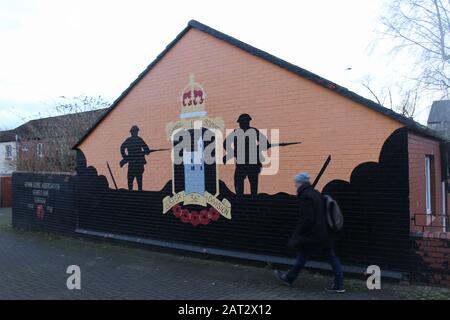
[0,0,433,129]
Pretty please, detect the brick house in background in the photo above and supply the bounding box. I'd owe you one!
[0,109,106,173]
[15,109,107,172]
[0,130,17,207]
[0,130,18,175]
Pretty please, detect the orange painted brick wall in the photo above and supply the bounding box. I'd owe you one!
[78,29,402,195]
[409,132,447,232]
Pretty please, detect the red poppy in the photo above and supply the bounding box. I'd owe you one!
[180,210,191,223]
[173,204,182,218]
[209,207,220,221]
[200,209,210,225]
[36,205,45,219]
[190,211,201,226]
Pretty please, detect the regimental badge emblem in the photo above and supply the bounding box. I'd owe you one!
[163,75,231,225]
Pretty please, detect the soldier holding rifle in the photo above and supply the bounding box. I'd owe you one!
[223,113,301,196]
[119,125,168,191]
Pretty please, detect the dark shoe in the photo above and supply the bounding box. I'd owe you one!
[274,270,292,287]
[325,284,346,293]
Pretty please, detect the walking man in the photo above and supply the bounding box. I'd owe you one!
[274,172,345,293]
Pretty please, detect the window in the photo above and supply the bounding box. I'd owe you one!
[5,145,12,159]
[425,155,435,214]
[36,143,43,158]
[442,181,447,232]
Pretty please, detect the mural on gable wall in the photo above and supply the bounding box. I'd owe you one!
[111,74,305,227]
[74,74,414,270]
[18,23,450,281]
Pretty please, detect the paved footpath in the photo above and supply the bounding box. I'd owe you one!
[0,208,449,300]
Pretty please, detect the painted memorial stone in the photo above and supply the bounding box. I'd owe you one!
[163,75,231,225]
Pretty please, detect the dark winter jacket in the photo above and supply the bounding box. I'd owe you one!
[288,183,330,248]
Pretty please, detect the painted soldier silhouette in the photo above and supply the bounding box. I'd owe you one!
[223,114,268,196]
[120,125,150,191]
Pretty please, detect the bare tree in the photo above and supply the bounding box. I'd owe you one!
[361,76,392,107]
[14,95,110,172]
[379,0,450,97]
[397,87,419,118]
[361,76,418,118]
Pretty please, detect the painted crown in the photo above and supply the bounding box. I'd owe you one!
[180,74,207,119]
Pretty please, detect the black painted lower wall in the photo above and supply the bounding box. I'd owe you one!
[12,172,76,234]
[12,128,417,277]
[75,128,412,272]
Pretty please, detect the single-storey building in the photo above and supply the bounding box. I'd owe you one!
[0,131,17,207]
[13,20,450,286]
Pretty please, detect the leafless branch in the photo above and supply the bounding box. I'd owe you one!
[14,95,110,172]
[376,0,450,97]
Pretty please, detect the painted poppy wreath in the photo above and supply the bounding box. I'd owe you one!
[172,204,220,226]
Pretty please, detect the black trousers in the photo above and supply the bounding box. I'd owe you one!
[286,247,344,287]
[234,165,261,196]
[128,165,144,191]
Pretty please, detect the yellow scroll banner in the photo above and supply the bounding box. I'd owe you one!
[162,191,232,220]
[166,117,225,140]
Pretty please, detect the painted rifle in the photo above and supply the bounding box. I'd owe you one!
[312,155,332,188]
[268,141,302,148]
[223,141,302,164]
[258,141,302,164]
[119,148,169,168]
[106,161,119,190]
